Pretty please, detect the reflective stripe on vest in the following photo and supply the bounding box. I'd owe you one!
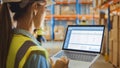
[14,41,48,68]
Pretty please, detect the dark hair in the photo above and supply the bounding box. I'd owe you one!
[0,3,13,68]
[9,2,33,20]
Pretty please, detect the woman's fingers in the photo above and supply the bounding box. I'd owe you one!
[60,56,69,64]
[51,56,69,68]
[54,59,65,68]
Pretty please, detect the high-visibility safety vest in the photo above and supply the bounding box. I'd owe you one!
[6,34,49,68]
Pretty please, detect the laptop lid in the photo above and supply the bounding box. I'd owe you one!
[62,25,105,53]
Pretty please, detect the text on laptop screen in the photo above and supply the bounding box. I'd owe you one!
[63,26,104,52]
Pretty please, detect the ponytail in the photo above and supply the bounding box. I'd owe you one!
[0,3,13,68]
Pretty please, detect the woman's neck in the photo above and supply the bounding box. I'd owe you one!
[16,19,35,35]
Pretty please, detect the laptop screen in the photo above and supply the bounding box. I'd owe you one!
[63,25,105,53]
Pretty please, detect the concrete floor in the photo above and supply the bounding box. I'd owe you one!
[42,41,114,68]
[91,56,114,68]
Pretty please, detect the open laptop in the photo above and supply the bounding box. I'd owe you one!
[51,25,105,68]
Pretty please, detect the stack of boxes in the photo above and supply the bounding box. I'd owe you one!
[79,0,93,24]
[61,4,76,15]
[99,13,120,68]
[54,0,76,41]
[81,0,92,15]
[46,10,51,15]
[93,0,110,8]
[55,0,67,2]
[43,21,51,41]
[108,15,120,67]
[54,0,76,15]
[67,21,76,25]
[55,0,75,2]
[110,1,120,13]
[54,25,65,41]
[89,7,94,15]
[118,15,120,68]
[99,12,107,55]
[112,15,119,67]
[55,5,60,15]
[95,0,120,67]
[93,0,98,8]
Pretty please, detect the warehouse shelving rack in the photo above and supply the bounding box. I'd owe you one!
[45,0,95,40]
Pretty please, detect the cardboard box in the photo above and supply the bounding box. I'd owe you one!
[119,29,120,68]
[46,10,51,15]
[119,16,120,29]
[67,21,75,25]
[61,5,76,15]
[55,0,63,2]
[101,28,107,55]
[44,26,51,41]
[109,29,114,63]
[112,15,119,67]
[98,0,104,6]
[79,0,91,2]
[68,0,76,2]
[95,0,98,7]
[109,39,113,63]
[112,16,119,41]
[93,0,96,8]
[89,7,93,15]
[62,0,68,2]
[118,15,120,68]
[112,41,119,67]
[94,19,100,25]
[55,5,60,15]
[100,19,105,25]
[112,29,118,42]
[54,26,65,41]
[113,15,119,29]
[100,18,107,25]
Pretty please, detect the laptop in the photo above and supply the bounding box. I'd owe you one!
[51,25,105,68]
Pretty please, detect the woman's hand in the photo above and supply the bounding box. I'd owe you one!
[50,57,69,68]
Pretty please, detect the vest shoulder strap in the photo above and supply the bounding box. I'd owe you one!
[14,40,36,68]
[14,41,48,68]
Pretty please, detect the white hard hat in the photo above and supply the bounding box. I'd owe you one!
[2,0,21,3]
[1,0,55,7]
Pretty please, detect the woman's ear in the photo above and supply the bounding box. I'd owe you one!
[33,9,38,16]
[31,2,38,16]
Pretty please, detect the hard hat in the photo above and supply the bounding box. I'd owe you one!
[1,0,55,8]
[2,0,21,3]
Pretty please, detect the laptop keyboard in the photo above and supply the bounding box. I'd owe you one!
[54,51,97,62]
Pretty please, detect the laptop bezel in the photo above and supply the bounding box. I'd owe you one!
[62,25,105,54]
